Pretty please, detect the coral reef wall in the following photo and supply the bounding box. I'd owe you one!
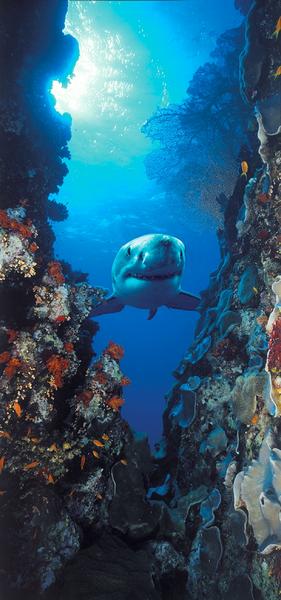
[152,1,281,598]
[1,1,281,599]
[0,3,162,599]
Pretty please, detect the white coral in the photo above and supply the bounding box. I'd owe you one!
[234,432,281,554]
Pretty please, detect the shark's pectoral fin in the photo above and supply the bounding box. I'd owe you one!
[148,308,157,320]
[90,295,124,317]
[166,291,201,312]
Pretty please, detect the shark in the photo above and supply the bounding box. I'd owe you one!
[90,233,200,320]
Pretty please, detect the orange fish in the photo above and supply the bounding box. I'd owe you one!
[80,455,86,470]
[251,414,259,426]
[0,431,11,440]
[49,443,58,452]
[96,493,103,500]
[31,437,40,444]
[47,473,55,485]
[120,459,128,465]
[93,439,104,448]
[13,401,22,417]
[0,457,5,474]
[29,242,39,253]
[240,161,248,178]
[92,450,100,459]
[24,461,39,470]
[274,65,281,78]
[273,17,281,38]
[101,434,109,441]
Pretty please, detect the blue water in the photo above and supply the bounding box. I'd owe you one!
[52,0,242,446]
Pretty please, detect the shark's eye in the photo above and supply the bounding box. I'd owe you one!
[127,247,131,256]
[180,250,183,259]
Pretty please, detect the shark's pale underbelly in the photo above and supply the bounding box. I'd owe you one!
[115,278,181,308]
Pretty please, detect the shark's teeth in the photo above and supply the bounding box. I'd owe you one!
[128,272,177,281]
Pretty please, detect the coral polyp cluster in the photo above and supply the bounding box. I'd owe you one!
[0,207,37,280]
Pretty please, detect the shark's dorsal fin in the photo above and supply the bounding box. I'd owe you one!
[148,308,157,320]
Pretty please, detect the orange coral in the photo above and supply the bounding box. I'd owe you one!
[107,395,125,411]
[95,372,107,385]
[258,193,271,204]
[4,357,21,378]
[0,351,10,364]
[47,261,65,284]
[46,355,69,388]
[64,342,74,353]
[78,390,93,407]
[106,341,124,361]
[121,376,131,386]
[55,315,67,323]
[7,329,17,343]
[0,209,32,238]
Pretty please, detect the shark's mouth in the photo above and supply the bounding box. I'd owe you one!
[128,272,178,281]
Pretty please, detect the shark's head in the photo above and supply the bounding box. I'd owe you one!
[112,234,186,308]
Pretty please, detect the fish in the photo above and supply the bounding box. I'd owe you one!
[90,234,200,320]
[23,461,39,470]
[0,457,5,474]
[101,434,109,441]
[253,287,259,294]
[13,401,22,417]
[92,450,100,459]
[273,17,281,38]
[80,455,86,470]
[273,65,281,78]
[120,459,128,465]
[47,473,55,484]
[240,161,248,178]
[48,443,58,452]
[93,439,104,448]
[0,431,11,440]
